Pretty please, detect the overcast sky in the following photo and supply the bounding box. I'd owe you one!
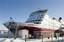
[0,0,64,24]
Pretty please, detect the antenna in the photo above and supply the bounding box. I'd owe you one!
[9,17,14,22]
[10,17,13,20]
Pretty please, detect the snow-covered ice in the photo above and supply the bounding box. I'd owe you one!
[0,37,64,42]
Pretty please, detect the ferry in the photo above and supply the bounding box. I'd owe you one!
[3,10,64,39]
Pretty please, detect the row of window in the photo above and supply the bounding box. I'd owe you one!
[28,15,44,21]
[30,11,46,17]
[26,19,42,24]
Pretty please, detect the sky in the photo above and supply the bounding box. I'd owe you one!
[0,0,64,24]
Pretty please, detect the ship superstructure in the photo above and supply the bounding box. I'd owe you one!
[26,10,61,30]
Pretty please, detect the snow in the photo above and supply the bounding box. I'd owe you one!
[0,37,64,42]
